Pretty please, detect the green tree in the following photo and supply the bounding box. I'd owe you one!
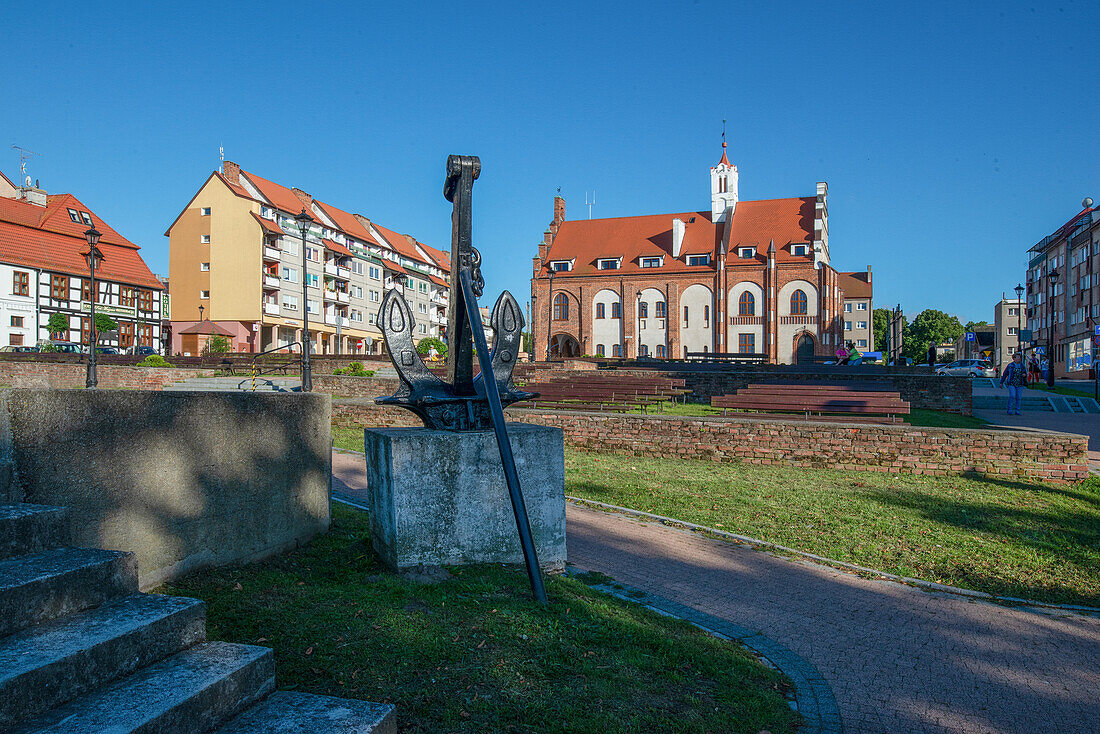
[46,312,69,340]
[902,309,964,362]
[872,308,892,353]
[93,313,118,344]
[416,336,447,359]
[963,320,989,332]
[203,334,231,355]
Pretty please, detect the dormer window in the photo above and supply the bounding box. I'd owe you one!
[550,261,572,272]
[738,247,756,259]
[640,257,662,268]
[597,258,621,270]
[80,212,92,226]
[687,254,711,267]
[792,244,808,256]
[67,209,80,223]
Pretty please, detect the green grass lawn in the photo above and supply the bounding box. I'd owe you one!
[905,409,989,428]
[161,506,800,734]
[565,451,1100,607]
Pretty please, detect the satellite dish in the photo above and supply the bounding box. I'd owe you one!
[24,176,31,187]
[1084,197,1094,209]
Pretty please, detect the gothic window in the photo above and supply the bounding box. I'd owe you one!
[738,291,755,316]
[611,302,621,319]
[639,301,648,318]
[790,289,808,316]
[595,302,605,319]
[553,293,569,320]
[655,301,667,319]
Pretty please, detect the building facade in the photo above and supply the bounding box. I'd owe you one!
[530,146,868,364]
[993,294,1023,371]
[166,162,449,355]
[0,169,164,351]
[1026,202,1100,378]
[838,270,873,352]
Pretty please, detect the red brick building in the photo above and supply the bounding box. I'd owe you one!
[530,145,863,364]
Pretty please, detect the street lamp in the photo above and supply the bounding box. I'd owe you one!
[1014,283,1024,365]
[546,268,555,361]
[1048,268,1059,387]
[295,209,314,392]
[83,227,103,389]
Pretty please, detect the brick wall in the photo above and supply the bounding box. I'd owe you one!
[330,401,1086,482]
[313,374,399,398]
[0,362,215,390]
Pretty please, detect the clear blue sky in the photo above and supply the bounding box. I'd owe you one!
[2,1,1097,325]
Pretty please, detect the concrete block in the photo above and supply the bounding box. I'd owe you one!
[0,546,138,638]
[0,504,69,559]
[214,691,396,733]
[0,593,206,727]
[7,641,274,734]
[364,424,566,571]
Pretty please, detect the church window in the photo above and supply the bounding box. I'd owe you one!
[595,302,605,319]
[738,291,755,316]
[639,301,648,318]
[611,302,622,319]
[596,344,605,357]
[553,293,569,320]
[791,289,808,315]
[655,301,667,319]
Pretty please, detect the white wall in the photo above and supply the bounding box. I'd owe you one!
[591,288,622,357]
[727,281,764,353]
[637,287,667,357]
[777,279,819,363]
[0,264,38,347]
[679,284,714,356]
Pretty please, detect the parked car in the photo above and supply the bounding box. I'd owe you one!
[129,345,157,356]
[935,359,996,377]
[96,346,119,355]
[44,341,83,354]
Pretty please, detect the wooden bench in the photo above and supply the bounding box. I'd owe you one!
[712,382,910,423]
[515,374,685,413]
[684,351,768,364]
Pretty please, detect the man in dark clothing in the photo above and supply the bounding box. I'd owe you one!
[927,342,936,368]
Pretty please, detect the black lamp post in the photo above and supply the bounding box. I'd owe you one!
[1048,268,1059,387]
[546,268,555,361]
[296,209,314,392]
[83,227,103,389]
[1014,283,1024,365]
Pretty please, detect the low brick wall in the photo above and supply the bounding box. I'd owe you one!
[331,401,1087,482]
[313,374,399,398]
[2,389,331,588]
[0,361,215,390]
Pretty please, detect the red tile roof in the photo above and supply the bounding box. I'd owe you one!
[0,220,163,289]
[322,238,354,257]
[544,197,814,277]
[251,212,285,235]
[0,193,137,249]
[178,319,235,336]
[838,271,872,299]
[382,259,408,275]
[419,242,451,272]
[240,170,310,216]
[314,201,381,246]
[429,274,449,288]
[371,222,438,270]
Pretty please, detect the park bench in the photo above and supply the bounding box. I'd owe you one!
[684,351,768,364]
[711,381,910,423]
[515,373,687,413]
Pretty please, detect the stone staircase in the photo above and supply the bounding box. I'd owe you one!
[972,381,1100,413]
[163,376,301,393]
[0,503,394,733]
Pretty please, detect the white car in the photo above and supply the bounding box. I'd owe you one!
[935,359,996,377]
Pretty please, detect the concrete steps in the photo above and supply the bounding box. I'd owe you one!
[0,503,394,732]
[163,377,301,393]
[972,395,1056,411]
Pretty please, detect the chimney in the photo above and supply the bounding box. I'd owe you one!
[672,218,686,258]
[222,161,241,184]
[18,185,47,207]
[292,188,312,209]
[866,267,872,285]
[554,196,565,226]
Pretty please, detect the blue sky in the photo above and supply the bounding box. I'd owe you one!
[2,1,1097,324]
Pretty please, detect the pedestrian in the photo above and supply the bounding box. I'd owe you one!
[927,342,936,368]
[847,341,863,366]
[1000,352,1028,415]
[1027,354,1040,384]
[835,343,849,365]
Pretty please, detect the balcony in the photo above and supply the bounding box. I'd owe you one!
[264,302,279,316]
[263,275,280,289]
[324,262,351,280]
[337,291,350,304]
[431,292,447,305]
[323,289,339,301]
[729,315,762,325]
[263,246,282,261]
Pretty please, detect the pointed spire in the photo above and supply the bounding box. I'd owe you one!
[718,119,731,166]
[767,239,776,254]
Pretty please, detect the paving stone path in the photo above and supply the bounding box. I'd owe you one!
[331,450,1100,734]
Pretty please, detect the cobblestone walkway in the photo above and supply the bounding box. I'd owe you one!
[331,450,1100,734]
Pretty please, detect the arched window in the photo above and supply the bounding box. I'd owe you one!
[738,291,755,316]
[790,289,807,316]
[655,301,667,319]
[639,301,648,318]
[553,293,569,320]
[595,302,605,319]
[639,344,649,357]
[656,344,666,358]
[596,344,605,357]
[611,302,622,319]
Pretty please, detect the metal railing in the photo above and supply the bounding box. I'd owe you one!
[248,342,301,391]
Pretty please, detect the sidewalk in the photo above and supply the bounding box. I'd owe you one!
[974,385,1100,469]
[330,450,1100,734]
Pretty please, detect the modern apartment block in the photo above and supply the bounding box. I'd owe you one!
[0,168,165,351]
[530,143,870,364]
[1026,201,1100,378]
[993,294,1023,371]
[166,162,449,355]
[838,270,873,351]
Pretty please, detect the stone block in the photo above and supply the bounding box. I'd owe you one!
[364,424,566,571]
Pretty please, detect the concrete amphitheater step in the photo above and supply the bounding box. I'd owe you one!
[7,641,275,734]
[163,377,301,393]
[213,691,397,734]
[0,504,69,560]
[0,547,138,638]
[0,593,207,727]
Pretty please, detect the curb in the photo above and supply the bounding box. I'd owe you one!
[574,575,842,734]
[566,496,1100,616]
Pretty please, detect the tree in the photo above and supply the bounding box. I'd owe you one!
[902,309,964,362]
[203,334,231,355]
[963,320,989,332]
[416,336,447,360]
[93,313,118,345]
[46,312,69,340]
[872,308,892,353]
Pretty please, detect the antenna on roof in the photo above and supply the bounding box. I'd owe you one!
[585,191,596,220]
[11,144,40,183]
[219,144,224,173]
[722,119,726,146]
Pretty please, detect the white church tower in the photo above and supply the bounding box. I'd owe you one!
[710,139,738,223]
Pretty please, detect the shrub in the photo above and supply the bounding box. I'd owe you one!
[416,337,447,359]
[334,361,374,377]
[138,355,174,368]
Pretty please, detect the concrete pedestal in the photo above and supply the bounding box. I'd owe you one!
[363,424,566,571]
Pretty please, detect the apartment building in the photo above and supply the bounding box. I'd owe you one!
[838,270,873,351]
[530,143,869,364]
[993,294,1023,371]
[1026,201,1100,378]
[166,162,449,355]
[0,169,165,350]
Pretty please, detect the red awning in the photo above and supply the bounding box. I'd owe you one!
[322,238,354,257]
[251,212,285,235]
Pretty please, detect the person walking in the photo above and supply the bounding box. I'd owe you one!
[1027,354,1040,384]
[927,342,937,368]
[1000,352,1028,415]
